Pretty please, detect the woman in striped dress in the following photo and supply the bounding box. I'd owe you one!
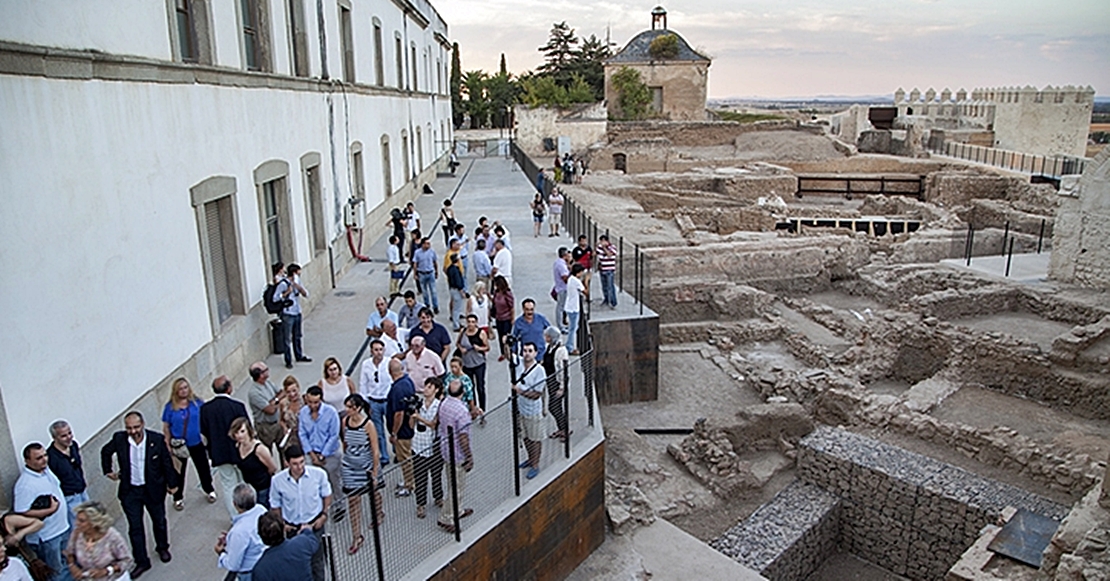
[340,394,381,555]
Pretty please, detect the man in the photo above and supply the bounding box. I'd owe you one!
[436,380,474,534]
[251,511,318,581]
[493,224,512,250]
[200,375,249,519]
[472,238,492,290]
[565,264,586,355]
[446,253,466,331]
[268,446,331,581]
[379,318,406,359]
[365,296,398,338]
[512,298,552,359]
[552,248,571,333]
[491,238,513,286]
[450,223,471,291]
[404,201,421,235]
[387,235,404,298]
[215,484,267,581]
[298,386,341,496]
[571,235,593,293]
[513,343,547,480]
[412,237,440,314]
[386,359,417,497]
[404,336,445,394]
[397,290,420,330]
[408,307,452,362]
[100,412,179,578]
[358,339,393,467]
[248,362,285,457]
[597,234,618,308]
[46,420,88,529]
[272,262,311,369]
[13,443,69,581]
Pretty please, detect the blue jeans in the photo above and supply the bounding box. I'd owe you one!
[417,271,439,311]
[369,400,390,464]
[32,530,73,581]
[450,288,466,329]
[566,311,581,353]
[65,490,90,530]
[280,312,304,365]
[600,270,617,306]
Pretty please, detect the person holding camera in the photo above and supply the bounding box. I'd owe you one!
[411,378,444,519]
[272,263,311,370]
[386,360,418,498]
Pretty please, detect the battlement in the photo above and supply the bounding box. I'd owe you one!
[894,85,1095,106]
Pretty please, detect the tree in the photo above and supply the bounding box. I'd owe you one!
[462,70,489,129]
[499,53,507,76]
[487,71,519,128]
[519,73,594,108]
[450,43,463,129]
[611,67,651,121]
[649,34,679,59]
[537,21,579,86]
[569,34,611,101]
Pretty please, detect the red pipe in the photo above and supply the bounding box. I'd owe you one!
[346,226,370,262]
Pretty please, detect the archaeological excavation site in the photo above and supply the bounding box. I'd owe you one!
[545,120,1110,580]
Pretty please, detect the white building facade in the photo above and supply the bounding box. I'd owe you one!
[0,0,452,502]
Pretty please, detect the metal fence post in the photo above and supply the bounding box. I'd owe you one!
[447,426,461,542]
[618,236,624,293]
[1037,219,1045,254]
[1005,238,1015,277]
[510,392,521,497]
[563,362,571,460]
[324,534,340,581]
[367,483,386,581]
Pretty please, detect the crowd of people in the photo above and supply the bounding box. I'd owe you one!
[3,168,617,581]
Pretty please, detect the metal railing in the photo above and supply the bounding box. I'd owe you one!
[322,348,597,580]
[930,141,1087,179]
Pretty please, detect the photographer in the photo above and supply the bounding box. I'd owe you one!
[386,360,417,498]
[411,378,444,519]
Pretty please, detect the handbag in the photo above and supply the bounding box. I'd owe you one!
[169,405,191,459]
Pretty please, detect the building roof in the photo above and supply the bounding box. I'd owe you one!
[605,29,709,64]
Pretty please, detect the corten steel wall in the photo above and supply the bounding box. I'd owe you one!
[591,317,660,404]
[428,443,606,581]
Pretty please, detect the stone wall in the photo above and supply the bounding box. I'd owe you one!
[513,103,608,157]
[1050,149,1110,289]
[603,61,710,121]
[797,426,1069,580]
[606,119,813,147]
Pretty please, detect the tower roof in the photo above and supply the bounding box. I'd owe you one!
[605,28,709,64]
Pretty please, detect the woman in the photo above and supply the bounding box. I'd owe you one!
[547,188,564,237]
[161,377,215,511]
[456,313,490,414]
[411,378,443,519]
[530,193,546,237]
[0,512,43,557]
[340,394,381,554]
[465,281,491,333]
[491,275,515,362]
[229,417,277,508]
[64,501,133,581]
[439,199,457,246]
[318,357,356,416]
[542,326,571,441]
[278,376,304,458]
[444,357,481,420]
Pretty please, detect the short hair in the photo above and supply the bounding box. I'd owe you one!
[305,386,324,398]
[322,357,342,376]
[410,336,426,347]
[494,238,505,247]
[389,234,399,244]
[447,379,463,398]
[521,298,536,308]
[22,442,43,460]
[558,247,568,258]
[478,216,488,224]
[258,511,286,547]
[454,223,465,232]
[571,263,585,275]
[449,356,463,367]
[404,290,416,300]
[544,326,561,342]
[213,376,232,394]
[494,226,505,235]
[287,263,301,275]
[466,313,478,322]
[577,234,587,241]
[370,339,385,349]
[249,362,266,381]
[284,444,305,462]
[232,483,257,511]
[420,237,431,245]
[425,376,444,391]
[74,501,115,534]
[599,234,610,241]
[124,411,144,424]
[228,416,255,439]
[523,342,538,352]
[418,307,434,319]
[271,262,284,276]
[476,238,486,249]
[48,420,70,439]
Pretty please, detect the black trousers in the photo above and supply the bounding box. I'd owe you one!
[412,453,443,507]
[121,486,168,568]
[172,443,214,501]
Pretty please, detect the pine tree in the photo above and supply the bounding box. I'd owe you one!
[450,43,463,129]
[537,22,579,86]
[499,53,507,76]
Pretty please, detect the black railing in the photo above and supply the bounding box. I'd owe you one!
[322,348,597,580]
[931,141,1087,179]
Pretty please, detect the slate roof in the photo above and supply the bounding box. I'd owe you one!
[605,29,709,64]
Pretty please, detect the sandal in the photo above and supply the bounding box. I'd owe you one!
[416,506,426,519]
[348,535,364,555]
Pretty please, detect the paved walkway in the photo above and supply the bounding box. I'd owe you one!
[124,154,608,580]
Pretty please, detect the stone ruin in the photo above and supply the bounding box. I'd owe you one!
[571,124,1110,580]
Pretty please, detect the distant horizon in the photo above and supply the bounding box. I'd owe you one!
[709,93,1110,103]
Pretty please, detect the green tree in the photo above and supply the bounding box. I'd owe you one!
[450,43,463,128]
[649,34,679,59]
[487,71,519,128]
[519,73,594,108]
[499,53,507,76]
[537,21,579,87]
[462,70,489,129]
[569,34,611,100]
[611,66,651,121]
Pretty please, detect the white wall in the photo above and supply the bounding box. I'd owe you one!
[0,0,171,59]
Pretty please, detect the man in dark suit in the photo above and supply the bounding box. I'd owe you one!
[100,411,179,579]
[200,374,249,519]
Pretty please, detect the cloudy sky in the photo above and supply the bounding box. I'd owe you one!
[434,0,1109,99]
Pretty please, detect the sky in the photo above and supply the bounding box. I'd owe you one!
[434,0,1110,99]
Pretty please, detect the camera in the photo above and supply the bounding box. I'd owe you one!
[401,394,422,415]
[504,335,517,346]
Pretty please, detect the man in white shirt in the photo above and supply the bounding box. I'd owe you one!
[379,319,407,358]
[359,339,394,467]
[491,239,513,286]
[270,446,332,581]
[13,443,69,581]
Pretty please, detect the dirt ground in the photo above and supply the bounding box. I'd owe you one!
[950,311,1075,351]
[805,553,908,581]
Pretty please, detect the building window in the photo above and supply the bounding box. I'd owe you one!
[338,0,355,82]
[254,160,294,269]
[175,0,197,61]
[411,43,418,90]
[395,33,404,88]
[401,130,411,181]
[239,0,271,72]
[287,0,309,76]
[380,135,393,196]
[415,128,423,172]
[373,18,384,86]
[190,176,246,329]
[301,152,326,254]
[351,142,366,199]
[168,0,213,64]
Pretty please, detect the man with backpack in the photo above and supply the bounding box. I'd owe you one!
[267,262,311,369]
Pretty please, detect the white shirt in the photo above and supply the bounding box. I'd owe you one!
[405,210,420,232]
[12,466,68,543]
[387,244,401,266]
[0,556,32,581]
[129,436,146,486]
[381,333,405,359]
[358,357,393,400]
[565,276,584,314]
[492,248,513,282]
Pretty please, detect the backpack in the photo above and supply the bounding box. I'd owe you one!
[263,280,292,314]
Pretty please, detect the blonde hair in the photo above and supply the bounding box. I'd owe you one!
[75,501,115,533]
[283,375,300,389]
[168,377,197,408]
